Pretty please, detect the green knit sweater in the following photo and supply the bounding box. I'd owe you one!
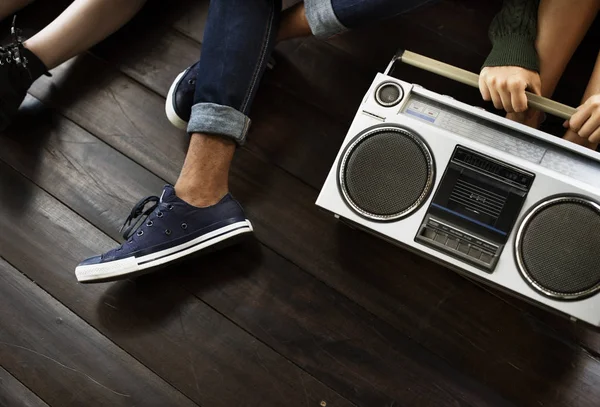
[483,0,540,72]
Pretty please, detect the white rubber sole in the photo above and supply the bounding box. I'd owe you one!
[76,220,253,284]
[165,70,189,130]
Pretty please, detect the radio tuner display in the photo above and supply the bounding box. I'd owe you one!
[416,146,534,272]
[453,148,534,189]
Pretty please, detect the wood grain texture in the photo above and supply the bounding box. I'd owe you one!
[0,257,196,407]
[0,366,49,407]
[28,46,600,407]
[96,9,600,407]
[5,0,600,406]
[22,56,507,407]
[0,134,351,407]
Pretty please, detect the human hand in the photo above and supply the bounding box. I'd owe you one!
[479,66,542,113]
[564,94,600,144]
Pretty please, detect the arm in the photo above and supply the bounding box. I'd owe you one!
[564,51,600,147]
[483,0,540,71]
[479,0,542,114]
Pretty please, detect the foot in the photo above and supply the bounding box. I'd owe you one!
[75,185,253,283]
[0,19,49,130]
[166,58,276,130]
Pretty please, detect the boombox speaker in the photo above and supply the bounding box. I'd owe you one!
[316,50,600,327]
[516,197,600,300]
[339,126,434,221]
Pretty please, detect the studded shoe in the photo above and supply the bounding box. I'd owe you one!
[0,17,50,130]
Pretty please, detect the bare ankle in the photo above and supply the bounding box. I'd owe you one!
[174,184,226,207]
[174,132,235,207]
[277,3,311,42]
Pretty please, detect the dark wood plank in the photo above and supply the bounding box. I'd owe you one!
[18,2,600,405]
[171,0,209,43]
[85,23,600,407]
[21,60,508,407]
[27,51,600,407]
[0,257,196,407]
[0,137,352,407]
[0,96,164,238]
[0,366,49,407]
[179,242,512,407]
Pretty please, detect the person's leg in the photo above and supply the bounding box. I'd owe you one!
[167,0,438,130]
[536,0,599,100]
[0,0,147,130]
[304,0,436,39]
[277,2,311,42]
[507,0,599,132]
[0,0,34,22]
[173,0,438,206]
[563,53,600,149]
[24,0,147,70]
[76,0,281,282]
[176,0,282,207]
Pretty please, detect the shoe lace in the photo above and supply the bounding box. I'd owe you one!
[0,16,50,79]
[119,196,160,240]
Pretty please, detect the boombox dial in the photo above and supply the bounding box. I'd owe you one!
[338,125,435,221]
[515,196,600,300]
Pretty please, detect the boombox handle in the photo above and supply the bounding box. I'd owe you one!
[385,49,577,120]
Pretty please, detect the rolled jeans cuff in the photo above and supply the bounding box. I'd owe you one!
[305,0,348,38]
[187,102,251,145]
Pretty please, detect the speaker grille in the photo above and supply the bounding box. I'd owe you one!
[516,197,600,300]
[339,126,434,221]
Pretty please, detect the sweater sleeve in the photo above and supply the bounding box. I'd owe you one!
[482,0,540,72]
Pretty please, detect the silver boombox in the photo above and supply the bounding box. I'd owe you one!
[317,51,600,327]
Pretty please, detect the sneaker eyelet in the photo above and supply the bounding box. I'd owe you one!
[167,204,174,211]
[157,211,164,218]
[147,220,153,227]
[137,230,144,237]
[188,79,196,85]
[128,239,133,244]
[181,223,188,230]
[165,229,172,236]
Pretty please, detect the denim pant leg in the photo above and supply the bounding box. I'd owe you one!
[188,0,282,145]
[306,0,437,38]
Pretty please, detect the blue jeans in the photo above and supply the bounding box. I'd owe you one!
[188,0,435,144]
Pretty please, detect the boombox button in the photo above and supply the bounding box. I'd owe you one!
[480,252,494,264]
[457,242,470,254]
[446,237,459,250]
[468,247,482,259]
[434,233,448,244]
[423,228,436,240]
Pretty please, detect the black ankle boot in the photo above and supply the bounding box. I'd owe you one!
[0,17,50,131]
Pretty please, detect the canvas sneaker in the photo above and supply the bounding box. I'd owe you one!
[75,185,253,283]
[166,58,275,130]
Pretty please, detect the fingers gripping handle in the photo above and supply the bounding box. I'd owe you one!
[387,50,576,120]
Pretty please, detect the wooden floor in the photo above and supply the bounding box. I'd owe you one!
[1,1,600,406]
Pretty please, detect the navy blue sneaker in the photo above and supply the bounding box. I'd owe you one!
[166,58,276,130]
[75,185,253,283]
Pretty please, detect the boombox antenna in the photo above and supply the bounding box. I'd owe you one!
[387,49,576,120]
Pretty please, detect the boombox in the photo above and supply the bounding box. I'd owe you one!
[316,51,600,327]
